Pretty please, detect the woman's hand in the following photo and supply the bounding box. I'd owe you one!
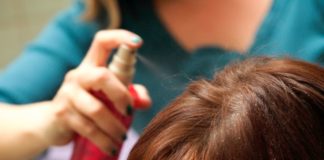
[0,30,151,159]
[48,30,151,155]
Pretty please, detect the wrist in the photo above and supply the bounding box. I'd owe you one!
[0,102,53,159]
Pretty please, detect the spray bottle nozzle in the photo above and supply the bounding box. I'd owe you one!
[108,44,137,85]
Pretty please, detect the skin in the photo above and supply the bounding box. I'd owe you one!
[0,30,151,160]
[154,0,272,53]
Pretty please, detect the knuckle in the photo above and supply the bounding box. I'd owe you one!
[83,123,97,137]
[63,83,78,95]
[94,30,106,40]
[93,68,110,83]
[59,84,74,98]
[55,107,68,120]
[88,103,105,117]
[115,89,130,103]
[64,69,79,82]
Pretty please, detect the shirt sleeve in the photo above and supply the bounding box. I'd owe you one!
[313,0,324,65]
[0,0,99,104]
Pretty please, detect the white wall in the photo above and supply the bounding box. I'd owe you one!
[0,0,71,68]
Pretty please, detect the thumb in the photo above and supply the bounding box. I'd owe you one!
[128,84,152,109]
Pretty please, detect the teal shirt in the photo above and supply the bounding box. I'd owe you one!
[0,0,323,133]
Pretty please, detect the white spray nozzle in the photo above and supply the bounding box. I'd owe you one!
[108,44,137,85]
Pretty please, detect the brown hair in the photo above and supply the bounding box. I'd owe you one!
[128,57,324,160]
[84,0,120,29]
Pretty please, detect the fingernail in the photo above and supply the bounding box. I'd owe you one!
[126,105,133,116]
[131,36,142,44]
[111,148,117,156]
[128,84,141,108]
[122,133,127,141]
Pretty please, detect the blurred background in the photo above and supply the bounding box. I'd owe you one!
[0,0,70,68]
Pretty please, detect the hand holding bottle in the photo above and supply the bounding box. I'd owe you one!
[50,29,151,155]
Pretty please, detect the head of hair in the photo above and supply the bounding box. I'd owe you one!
[128,57,324,160]
[84,0,120,29]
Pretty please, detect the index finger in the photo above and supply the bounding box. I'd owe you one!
[81,29,143,67]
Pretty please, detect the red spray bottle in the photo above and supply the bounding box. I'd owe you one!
[71,44,137,160]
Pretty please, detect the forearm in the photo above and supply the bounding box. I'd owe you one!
[0,102,54,160]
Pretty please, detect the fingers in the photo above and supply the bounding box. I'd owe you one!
[67,67,131,116]
[129,84,152,109]
[54,30,150,155]
[66,109,117,155]
[57,83,126,154]
[81,29,143,66]
[69,85,127,144]
[57,68,133,153]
